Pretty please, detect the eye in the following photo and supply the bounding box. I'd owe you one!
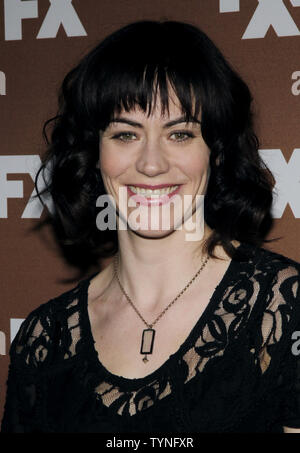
[112,132,137,142]
[170,131,195,142]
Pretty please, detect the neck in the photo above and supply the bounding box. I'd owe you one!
[113,223,218,311]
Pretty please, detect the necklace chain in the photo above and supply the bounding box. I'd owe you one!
[113,253,210,329]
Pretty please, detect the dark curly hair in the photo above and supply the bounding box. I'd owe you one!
[34,20,276,268]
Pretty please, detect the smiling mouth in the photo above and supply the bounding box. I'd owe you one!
[128,185,179,195]
[126,185,182,206]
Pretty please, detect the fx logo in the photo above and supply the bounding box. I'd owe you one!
[220,0,300,38]
[3,0,87,41]
[259,148,300,218]
[0,155,53,218]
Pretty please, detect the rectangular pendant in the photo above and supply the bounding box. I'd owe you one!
[140,329,155,355]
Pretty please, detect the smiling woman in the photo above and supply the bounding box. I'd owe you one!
[2,20,300,433]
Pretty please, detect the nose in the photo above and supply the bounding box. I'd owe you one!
[135,138,170,177]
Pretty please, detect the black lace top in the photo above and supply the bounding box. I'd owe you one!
[2,242,300,433]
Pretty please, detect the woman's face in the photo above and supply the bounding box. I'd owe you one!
[99,94,211,239]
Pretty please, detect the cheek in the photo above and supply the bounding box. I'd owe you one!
[99,143,128,178]
[183,149,210,179]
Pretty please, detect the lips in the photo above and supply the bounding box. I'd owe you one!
[126,185,182,206]
[127,183,179,190]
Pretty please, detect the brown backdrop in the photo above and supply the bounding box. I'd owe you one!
[1,0,300,422]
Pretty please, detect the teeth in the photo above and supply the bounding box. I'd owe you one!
[129,185,179,196]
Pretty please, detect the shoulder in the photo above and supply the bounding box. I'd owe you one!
[257,244,300,269]
[239,241,300,282]
[233,242,300,328]
[242,243,300,338]
[10,273,96,370]
[254,244,300,297]
[231,244,300,373]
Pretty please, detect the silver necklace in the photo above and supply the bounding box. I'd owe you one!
[113,253,210,363]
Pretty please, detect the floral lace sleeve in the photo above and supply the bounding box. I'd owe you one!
[258,259,300,430]
[1,302,54,432]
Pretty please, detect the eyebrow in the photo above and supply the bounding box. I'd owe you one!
[109,116,201,128]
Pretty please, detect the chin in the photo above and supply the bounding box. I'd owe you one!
[128,226,177,239]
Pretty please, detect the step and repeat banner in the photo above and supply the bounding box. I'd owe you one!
[1,0,300,421]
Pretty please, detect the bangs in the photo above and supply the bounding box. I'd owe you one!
[94,64,202,130]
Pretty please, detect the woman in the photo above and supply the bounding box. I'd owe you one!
[2,20,300,433]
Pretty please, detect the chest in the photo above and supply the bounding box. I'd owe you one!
[88,282,219,379]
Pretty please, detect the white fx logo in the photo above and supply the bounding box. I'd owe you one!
[4,0,87,41]
[220,0,300,38]
[0,155,53,218]
[259,148,300,218]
